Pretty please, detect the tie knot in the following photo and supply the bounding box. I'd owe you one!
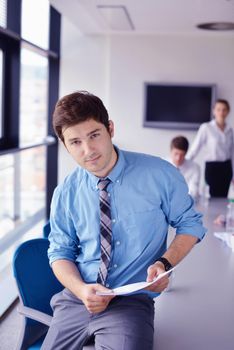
[98,178,111,191]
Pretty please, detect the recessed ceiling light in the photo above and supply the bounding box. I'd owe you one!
[197,22,234,31]
[97,5,134,31]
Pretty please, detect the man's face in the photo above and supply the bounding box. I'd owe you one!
[213,102,229,124]
[62,119,117,178]
[171,148,186,167]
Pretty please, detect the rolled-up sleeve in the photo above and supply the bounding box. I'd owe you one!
[48,185,80,265]
[163,164,206,241]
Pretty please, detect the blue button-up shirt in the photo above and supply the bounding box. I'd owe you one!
[48,147,206,297]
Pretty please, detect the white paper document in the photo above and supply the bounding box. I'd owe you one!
[214,232,234,251]
[96,267,175,296]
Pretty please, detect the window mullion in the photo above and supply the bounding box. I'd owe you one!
[13,153,21,220]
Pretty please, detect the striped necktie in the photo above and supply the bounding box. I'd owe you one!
[97,178,112,285]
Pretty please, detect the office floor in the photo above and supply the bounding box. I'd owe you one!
[0,299,20,350]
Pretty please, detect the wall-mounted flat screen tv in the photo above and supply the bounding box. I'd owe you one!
[143,83,216,130]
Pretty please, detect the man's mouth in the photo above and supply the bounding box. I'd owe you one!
[85,155,101,163]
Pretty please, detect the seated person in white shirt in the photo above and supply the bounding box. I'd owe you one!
[187,99,233,197]
[169,136,200,199]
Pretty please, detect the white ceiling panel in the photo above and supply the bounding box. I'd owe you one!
[49,0,234,35]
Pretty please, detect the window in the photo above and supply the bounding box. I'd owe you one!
[20,47,48,146]
[0,147,46,240]
[0,154,14,235]
[20,147,46,219]
[0,0,7,28]
[0,1,60,239]
[0,49,3,138]
[21,0,50,49]
[0,1,61,315]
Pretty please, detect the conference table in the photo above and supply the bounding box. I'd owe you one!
[154,198,234,350]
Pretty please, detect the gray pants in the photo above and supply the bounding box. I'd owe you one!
[41,288,155,350]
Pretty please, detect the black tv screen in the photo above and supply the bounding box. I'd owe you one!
[144,83,216,130]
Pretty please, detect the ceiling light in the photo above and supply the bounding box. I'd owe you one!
[197,22,234,31]
[97,5,134,31]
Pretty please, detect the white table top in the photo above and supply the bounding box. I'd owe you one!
[154,198,234,350]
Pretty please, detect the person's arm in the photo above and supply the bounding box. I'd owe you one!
[146,234,197,292]
[163,234,198,265]
[188,163,200,199]
[231,129,234,181]
[146,163,206,292]
[48,186,114,314]
[187,124,206,161]
[51,260,114,314]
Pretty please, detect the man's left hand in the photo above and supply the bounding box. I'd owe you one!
[145,261,169,293]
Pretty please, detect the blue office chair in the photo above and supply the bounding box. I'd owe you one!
[42,221,51,239]
[13,238,63,349]
[13,238,95,350]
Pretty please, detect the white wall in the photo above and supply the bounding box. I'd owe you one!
[58,17,234,182]
[108,34,234,157]
[58,17,110,182]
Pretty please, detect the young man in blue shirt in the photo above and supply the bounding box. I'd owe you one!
[42,91,206,350]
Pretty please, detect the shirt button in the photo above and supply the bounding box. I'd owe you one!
[116,241,120,245]
[116,179,120,183]
[114,264,118,268]
[106,283,110,288]
[112,219,116,223]
[108,193,111,197]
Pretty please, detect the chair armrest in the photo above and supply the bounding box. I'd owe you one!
[18,305,52,326]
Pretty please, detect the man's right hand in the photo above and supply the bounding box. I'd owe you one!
[77,283,115,314]
[51,260,115,314]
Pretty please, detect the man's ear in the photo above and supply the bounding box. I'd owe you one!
[108,120,114,138]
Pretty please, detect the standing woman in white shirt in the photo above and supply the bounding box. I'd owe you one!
[188,99,234,197]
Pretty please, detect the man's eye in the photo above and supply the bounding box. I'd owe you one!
[91,133,100,139]
[71,140,81,145]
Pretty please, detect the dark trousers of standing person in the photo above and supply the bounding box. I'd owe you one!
[205,159,233,197]
[41,288,155,350]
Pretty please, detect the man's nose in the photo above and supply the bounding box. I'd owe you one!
[83,141,94,156]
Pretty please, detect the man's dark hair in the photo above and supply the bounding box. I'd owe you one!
[215,99,230,111]
[170,136,189,153]
[53,91,110,142]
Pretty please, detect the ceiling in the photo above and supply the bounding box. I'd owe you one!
[49,0,234,35]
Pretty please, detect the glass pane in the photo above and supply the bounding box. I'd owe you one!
[0,155,14,237]
[0,0,7,28]
[20,147,46,219]
[0,149,46,243]
[21,0,50,49]
[0,220,44,277]
[0,50,3,138]
[20,47,48,146]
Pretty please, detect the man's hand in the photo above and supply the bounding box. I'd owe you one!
[78,283,115,314]
[145,262,169,293]
[52,260,115,314]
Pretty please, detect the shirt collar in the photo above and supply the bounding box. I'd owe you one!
[211,119,231,133]
[178,158,187,170]
[87,146,125,191]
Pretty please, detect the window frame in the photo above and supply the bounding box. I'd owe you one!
[0,0,61,219]
[0,44,5,139]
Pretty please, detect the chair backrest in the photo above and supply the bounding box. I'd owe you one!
[13,238,63,316]
[43,221,51,239]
